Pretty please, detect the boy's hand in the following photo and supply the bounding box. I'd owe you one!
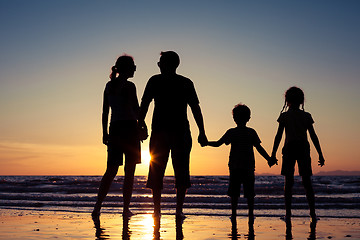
[318,155,325,167]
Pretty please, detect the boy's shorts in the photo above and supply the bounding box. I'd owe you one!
[107,120,141,167]
[227,168,255,198]
[281,141,312,176]
[146,130,192,190]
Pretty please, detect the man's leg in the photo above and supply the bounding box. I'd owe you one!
[176,186,187,216]
[153,188,162,217]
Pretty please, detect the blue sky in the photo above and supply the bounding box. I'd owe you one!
[0,1,359,175]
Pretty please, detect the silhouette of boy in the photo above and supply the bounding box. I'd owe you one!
[205,103,276,229]
[138,51,207,219]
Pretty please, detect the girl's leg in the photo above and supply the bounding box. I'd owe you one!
[123,161,136,216]
[93,165,119,215]
[231,196,238,221]
[302,176,316,220]
[284,176,294,219]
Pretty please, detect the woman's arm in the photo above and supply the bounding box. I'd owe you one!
[102,89,110,145]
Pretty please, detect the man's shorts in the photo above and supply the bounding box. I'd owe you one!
[281,140,312,176]
[107,120,141,167]
[146,130,192,190]
[227,168,255,198]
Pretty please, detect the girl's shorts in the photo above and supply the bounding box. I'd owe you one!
[281,141,312,176]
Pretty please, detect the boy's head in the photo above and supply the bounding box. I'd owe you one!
[158,51,180,74]
[232,104,251,125]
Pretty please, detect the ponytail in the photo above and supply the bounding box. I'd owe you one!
[109,66,117,81]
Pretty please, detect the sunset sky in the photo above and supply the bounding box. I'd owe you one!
[1,1,359,176]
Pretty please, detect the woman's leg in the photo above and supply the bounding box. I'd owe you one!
[93,165,119,215]
[123,161,136,215]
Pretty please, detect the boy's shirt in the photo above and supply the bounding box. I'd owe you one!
[220,126,261,171]
[277,108,314,144]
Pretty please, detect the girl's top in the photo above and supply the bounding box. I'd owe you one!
[278,108,314,144]
[104,80,139,122]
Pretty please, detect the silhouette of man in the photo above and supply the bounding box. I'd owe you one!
[138,51,207,219]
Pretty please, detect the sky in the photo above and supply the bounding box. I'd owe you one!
[0,0,359,176]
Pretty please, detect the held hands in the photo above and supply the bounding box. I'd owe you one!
[268,156,278,168]
[198,132,208,147]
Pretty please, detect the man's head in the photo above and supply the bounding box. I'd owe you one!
[158,51,180,74]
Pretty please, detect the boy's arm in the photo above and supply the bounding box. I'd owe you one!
[271,123,284,158]
[255,143,271,161]
[206,139,225,147]
[308,125,325,166]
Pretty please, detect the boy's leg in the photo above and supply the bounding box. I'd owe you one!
[284,175,294,219]
[302,176,316,220]
[247,196,254,227]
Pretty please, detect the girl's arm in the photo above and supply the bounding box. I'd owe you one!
[102,89,110,145]
[271,123,285,158]
[308,125,325,166]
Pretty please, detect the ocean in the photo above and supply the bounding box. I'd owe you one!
[0,175,359,218]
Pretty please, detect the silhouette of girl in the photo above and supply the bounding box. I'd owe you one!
[92,55,145,219]
[271,86,325,224]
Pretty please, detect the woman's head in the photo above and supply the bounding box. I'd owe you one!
[110,55,136,80]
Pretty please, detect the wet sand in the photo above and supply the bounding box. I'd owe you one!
[0,209,359,239]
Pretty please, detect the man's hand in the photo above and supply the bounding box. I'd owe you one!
[198,132,208,147]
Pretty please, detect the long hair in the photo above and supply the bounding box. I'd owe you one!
[280,86,305,113]
[109,54,135,81]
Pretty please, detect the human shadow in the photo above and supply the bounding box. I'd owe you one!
[122,217,132,240]
[308,221,317,240]
[153,215,161,240]
[92,215,110,240]
[175,216,184,240]
[285,219,292,240]
[229,218,254,240]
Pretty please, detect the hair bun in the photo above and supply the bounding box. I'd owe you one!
[111,66,117,72]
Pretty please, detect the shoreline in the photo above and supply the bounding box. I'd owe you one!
[1,208,359,239]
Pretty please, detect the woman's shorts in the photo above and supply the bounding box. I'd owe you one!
[107,120,141,166]
[281,141,312,176]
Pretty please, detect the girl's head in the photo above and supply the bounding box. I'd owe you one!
[281,86,305,112]
[110,55,136,80]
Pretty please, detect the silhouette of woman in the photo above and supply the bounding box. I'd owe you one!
[92,55,144,219]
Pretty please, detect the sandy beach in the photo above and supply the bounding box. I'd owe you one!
[0,209,359,240]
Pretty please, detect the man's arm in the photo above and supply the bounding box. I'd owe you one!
[190,103,207,146]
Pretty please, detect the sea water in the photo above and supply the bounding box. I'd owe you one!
[0,175,359,218]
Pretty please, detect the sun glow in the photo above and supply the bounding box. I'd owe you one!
[141,150,152,165]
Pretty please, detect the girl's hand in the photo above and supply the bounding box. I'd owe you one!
[318,155,325,167]
[103,133,109,145]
